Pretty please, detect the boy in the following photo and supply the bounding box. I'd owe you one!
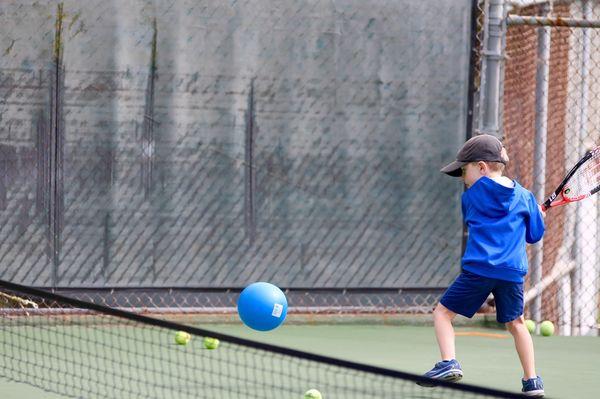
[419,134,545,397]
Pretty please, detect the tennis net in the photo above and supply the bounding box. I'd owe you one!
[0,279,524,399]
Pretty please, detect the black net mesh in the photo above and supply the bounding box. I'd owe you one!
[0,280,524,399]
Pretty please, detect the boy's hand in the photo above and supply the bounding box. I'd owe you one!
[538,204,547,218]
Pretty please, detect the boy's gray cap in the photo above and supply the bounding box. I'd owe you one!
[440,134,508,177]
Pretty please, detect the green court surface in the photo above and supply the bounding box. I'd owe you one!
[210,325,599,399]
[1,324,598,399]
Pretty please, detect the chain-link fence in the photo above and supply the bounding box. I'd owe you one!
[5,1,595,333]
[0,1,476,315]
[500,0,600,336]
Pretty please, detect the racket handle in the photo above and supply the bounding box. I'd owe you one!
[541,197,553,211]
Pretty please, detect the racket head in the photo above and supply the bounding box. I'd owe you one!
[543,146,600,209]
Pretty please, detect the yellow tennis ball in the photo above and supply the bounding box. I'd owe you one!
[540,320,554,337]
[304,389,322,399]
[203,337,220,350]
[174,331,191,345]
[525,319,536,334]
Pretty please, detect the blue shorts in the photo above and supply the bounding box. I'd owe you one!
[440,270,524,323]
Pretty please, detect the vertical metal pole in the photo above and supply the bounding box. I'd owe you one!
[466,0,481,139]
[479,0,506,138]
[531,2,552,328]
[574,0,595,336]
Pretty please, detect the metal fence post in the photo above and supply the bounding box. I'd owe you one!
[530,2,552,329]
[479,0,506,138]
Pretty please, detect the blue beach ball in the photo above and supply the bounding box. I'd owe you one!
[237,282,288,331]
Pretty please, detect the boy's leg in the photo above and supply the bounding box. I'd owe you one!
[417,303,462,386]
[495,281,544,396]
[418,271,492,386]
[434,303,457,360]
[506,316,537,379]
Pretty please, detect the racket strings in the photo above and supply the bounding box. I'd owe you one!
[564,148,600,198]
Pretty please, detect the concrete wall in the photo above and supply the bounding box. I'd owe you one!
[0,0,472,288]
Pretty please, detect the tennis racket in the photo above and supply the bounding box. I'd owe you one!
[541,146,600,211]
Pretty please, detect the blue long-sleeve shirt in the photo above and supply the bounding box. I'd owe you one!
[461,176,545,283]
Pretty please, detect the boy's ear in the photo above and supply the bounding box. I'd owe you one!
[477,161,488,173]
